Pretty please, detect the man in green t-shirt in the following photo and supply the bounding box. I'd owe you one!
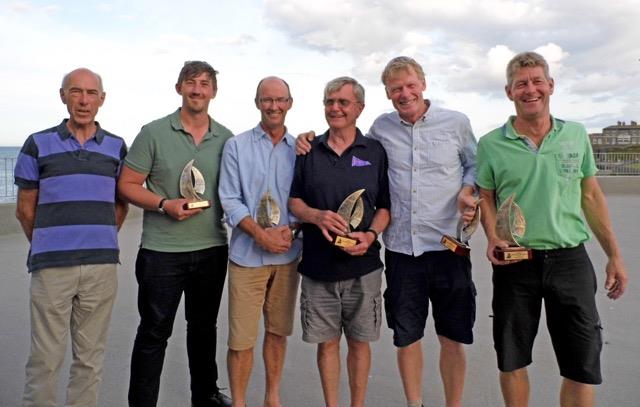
[118,61,232,407]
[476,52,628,407]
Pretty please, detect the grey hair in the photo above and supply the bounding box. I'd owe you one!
[60,68,104,92]
[506,52,551,86]
[323,76,365,104]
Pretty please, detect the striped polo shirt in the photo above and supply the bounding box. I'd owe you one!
[14,120,127,272]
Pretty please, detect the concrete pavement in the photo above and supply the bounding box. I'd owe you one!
[1,194,639,406]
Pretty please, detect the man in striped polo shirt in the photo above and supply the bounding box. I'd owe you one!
[14,68,128,407]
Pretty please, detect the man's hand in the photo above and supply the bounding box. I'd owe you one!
[295,131,316,155]
[486,237,522,266]
[163,198,203,221]
[341,230,376,256]
[457,187,478,224]
[313,210,349,242]
[604,255,628,300]
[255,225,292,254]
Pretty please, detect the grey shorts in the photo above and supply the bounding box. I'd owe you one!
[300,268,383,343]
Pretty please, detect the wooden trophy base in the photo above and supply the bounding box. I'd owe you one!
[494,246,532,261]
[440,235,471,256]
[333,235,358,248]
[183,200,212,210]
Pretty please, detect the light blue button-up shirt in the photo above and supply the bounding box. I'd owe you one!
[219,124,302,267]
[368,102,477,256]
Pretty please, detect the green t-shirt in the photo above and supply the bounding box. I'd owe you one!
[125,109,233,252]
[476,116,597,249]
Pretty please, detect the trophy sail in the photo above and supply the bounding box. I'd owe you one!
[494,193,531,260]
[441,198,482,256]
[256,191,281,228]
[179,159,212,209]
[333,189,365,247]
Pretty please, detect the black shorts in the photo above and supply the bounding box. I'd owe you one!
[383,249,476,347]
[492,244,603,384]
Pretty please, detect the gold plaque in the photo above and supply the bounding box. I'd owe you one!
[179,159,212,210]
[494,194,532,261]
[332,189,365,247]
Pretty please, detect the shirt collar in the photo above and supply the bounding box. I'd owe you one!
[56,119,105,144]
[397,99,433,126]
[502,115,562,141]
[318,127,367,149]
[252,123,295,147]
[169,108,221,139]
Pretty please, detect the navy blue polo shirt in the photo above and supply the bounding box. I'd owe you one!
[14,120,127,272]
[290,128,390,282]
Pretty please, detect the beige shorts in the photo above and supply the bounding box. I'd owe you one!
[228,260,300,350]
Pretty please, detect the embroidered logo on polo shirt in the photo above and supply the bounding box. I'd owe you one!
[351,156,371,167]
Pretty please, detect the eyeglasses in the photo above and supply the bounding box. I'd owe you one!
[259,97,290,105]
[323,98,356,108]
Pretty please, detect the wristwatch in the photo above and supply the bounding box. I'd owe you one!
[157,198,167,215]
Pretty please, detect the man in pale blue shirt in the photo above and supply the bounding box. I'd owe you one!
[219,76,301,407]
[297,57,478,407]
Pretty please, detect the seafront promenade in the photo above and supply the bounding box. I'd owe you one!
[1,179,638,406]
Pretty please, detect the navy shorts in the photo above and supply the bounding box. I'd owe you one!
[383,249,476,347]
[492,244,603,384]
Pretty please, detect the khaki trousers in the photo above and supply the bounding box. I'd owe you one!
[22,264,118,407]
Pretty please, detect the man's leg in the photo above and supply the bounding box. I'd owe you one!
[560,378,594,407]
[397,341,423,406]
[500,368,530,407]
[318,337,341,407]
[438,335,466,407]
[263,332,287,407]
[346,337,371,407]
[23,267,77,407]
[66,264,118,407]
[227,348,253,407]
[129,250,186,407]
[185,246,229,404]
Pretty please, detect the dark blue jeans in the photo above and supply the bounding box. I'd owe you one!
[128,245,228,407]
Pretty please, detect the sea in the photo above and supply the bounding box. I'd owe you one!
[0,146,20,203]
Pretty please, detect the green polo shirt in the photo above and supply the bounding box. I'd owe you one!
[476,116,597,249]
[125,109,233,252]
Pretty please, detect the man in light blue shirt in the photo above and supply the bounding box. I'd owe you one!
[219,76,301,407]
[297,57,478,407]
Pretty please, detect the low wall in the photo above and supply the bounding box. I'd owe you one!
[1,176,638,235]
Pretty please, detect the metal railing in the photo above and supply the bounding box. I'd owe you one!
[1,153,639,201]
[594,152,640,175]
[1,157,16,201]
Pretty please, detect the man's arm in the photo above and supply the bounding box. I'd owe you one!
[115,197,129,231]
[15,188,38,242]
[117,165,200,221]
[288,197,348,242]
[457,185,478,223]
[581,176,628,300]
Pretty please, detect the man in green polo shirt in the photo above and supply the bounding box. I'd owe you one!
[476,51,628,407]
[118,61,232,407]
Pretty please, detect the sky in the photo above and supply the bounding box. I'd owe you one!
[1,0,639,147]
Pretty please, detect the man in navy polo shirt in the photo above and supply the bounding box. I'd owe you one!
[289,76,390,407]
[14,68,128,407]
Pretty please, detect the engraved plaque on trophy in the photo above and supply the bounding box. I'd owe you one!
[332,189,365,248]
[494,194,532,261]
[256,191,281,228]
[179,159,212,210]
[441,199,481,257]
